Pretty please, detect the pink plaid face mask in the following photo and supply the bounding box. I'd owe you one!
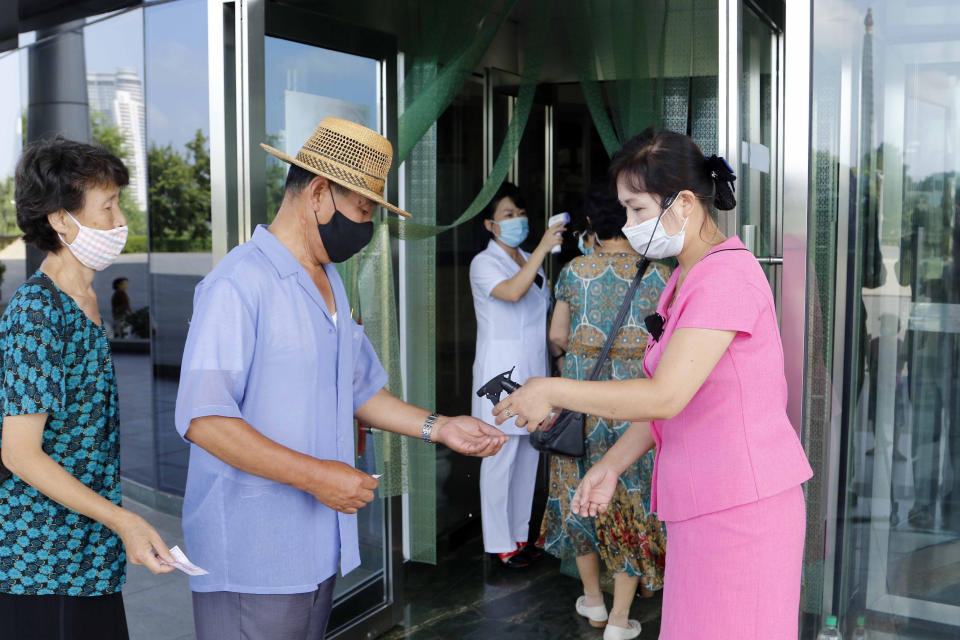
[59,211,128,271]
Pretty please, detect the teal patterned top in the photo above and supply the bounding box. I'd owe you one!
[0,272,125,596]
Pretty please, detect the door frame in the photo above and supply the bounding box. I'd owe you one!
[207,2,404,638]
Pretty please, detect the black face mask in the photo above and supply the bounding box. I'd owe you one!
[315,189,374,263]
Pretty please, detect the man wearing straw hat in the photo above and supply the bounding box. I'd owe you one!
[174,117,508,640]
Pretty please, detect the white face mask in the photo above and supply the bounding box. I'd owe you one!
[621,195,686,259]
[59,211,128,271]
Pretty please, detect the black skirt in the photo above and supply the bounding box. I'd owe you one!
[0,591,129,640]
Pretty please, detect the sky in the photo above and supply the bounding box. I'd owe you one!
[264,37,379,153]
[84,9,145,84]
[143,0,209,149]
[813,0,960,181]
[0,51,23,177]
[0,0,208,181]
[0,0,381,180]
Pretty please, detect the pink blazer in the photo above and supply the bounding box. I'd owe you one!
[642,237,813,522]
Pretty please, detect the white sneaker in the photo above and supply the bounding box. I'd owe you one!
[603,620,642,640]
[575,595,608,628]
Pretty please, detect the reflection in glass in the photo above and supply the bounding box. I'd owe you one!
[264,38,378,221]
[435,81,485,536]
[145,0,211,495]
[812,1,960,637]
[0,49,26,307]
[738,6,777,263]
[81,9,156,489]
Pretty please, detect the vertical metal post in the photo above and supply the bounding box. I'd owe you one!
[718,0,741,238]
[544,103,555,281]
[235,0,266,241]
[782,0,812,442]
[483,69,493,180]
[780,0,823,632]
[209,0,265,258]
[208,0,238,262]
[26,21,90,274]
[545,104,554,213]
[507,96,517,184]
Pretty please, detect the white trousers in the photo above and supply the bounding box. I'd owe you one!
[479,435,540,553]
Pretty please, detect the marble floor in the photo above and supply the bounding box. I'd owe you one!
[122,496,195,640]
[381,539,663,640]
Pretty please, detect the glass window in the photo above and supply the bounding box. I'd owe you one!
[263,36,386,603]
[264,38,378,221]
[435,80,485,535]
[145,0,211,495]
[739,6,778,265]
[811,0,960,636]
[82,10,153,489]
[0,49,26,307]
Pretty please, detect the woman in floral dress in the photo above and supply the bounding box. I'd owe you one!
[540,185,670,639]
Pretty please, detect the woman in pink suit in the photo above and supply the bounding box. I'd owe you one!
[492,129,813,639]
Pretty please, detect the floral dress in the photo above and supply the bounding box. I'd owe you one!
[0,272,125,596]
[539,252,670,586]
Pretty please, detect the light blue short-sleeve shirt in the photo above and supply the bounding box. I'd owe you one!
[174,226,388,594]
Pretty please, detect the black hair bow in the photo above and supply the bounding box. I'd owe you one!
[705,155,737,210]
[705,155,736,189]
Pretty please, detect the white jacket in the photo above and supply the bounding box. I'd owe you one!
[469,239,550,435]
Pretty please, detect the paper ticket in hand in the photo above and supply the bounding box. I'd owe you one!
[160,545,209,576]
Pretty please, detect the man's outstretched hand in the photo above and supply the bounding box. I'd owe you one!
[432,416,508,456]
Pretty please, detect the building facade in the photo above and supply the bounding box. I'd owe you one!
[0,1,957,638]
[87,67,148,210]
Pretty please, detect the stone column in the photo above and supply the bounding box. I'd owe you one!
[26,20,89,274]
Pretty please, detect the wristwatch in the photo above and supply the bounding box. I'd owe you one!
[422,412,439,443]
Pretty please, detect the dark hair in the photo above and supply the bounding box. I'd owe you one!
[15,137,130,253]
[112,277,128,290]
[284,163,349,196]
[484,182,526,219]
[580,183,626,240]
[608,128,737,212]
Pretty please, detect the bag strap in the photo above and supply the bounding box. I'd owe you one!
[584,257,651,382]
[26,274,66,348]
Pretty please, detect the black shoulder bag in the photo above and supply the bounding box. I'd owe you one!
[0,275,65,483]
[530,257,651,457]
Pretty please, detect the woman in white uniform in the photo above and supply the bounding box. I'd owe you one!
[470,183,565,568]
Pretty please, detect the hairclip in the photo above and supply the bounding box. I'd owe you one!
[705,155,737,185]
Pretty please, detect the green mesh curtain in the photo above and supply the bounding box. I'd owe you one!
[334,226,405,498]
[396,55,439,563]
[393,0,554,563]
[388,0,552,242]
[561,0,718,157]
[397,0,516,164]
[334,0,552,564]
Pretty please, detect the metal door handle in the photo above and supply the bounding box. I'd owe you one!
[755,256,783,265]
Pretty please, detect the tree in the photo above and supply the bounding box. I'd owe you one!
[264,134,287,222]
[90,111,147,236]
[0,176,17,237]
[147,130,211,251]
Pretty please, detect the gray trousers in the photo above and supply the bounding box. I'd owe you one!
[192,575,335,640]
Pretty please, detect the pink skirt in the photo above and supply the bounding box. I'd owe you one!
[659,485,806,639]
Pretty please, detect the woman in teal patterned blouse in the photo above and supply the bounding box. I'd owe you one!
[0,139,175,639]
[540,185,670,639]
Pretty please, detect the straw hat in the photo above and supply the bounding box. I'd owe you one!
[260,116,411,218]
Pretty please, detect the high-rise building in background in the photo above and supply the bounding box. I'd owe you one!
[87,67,147,211]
